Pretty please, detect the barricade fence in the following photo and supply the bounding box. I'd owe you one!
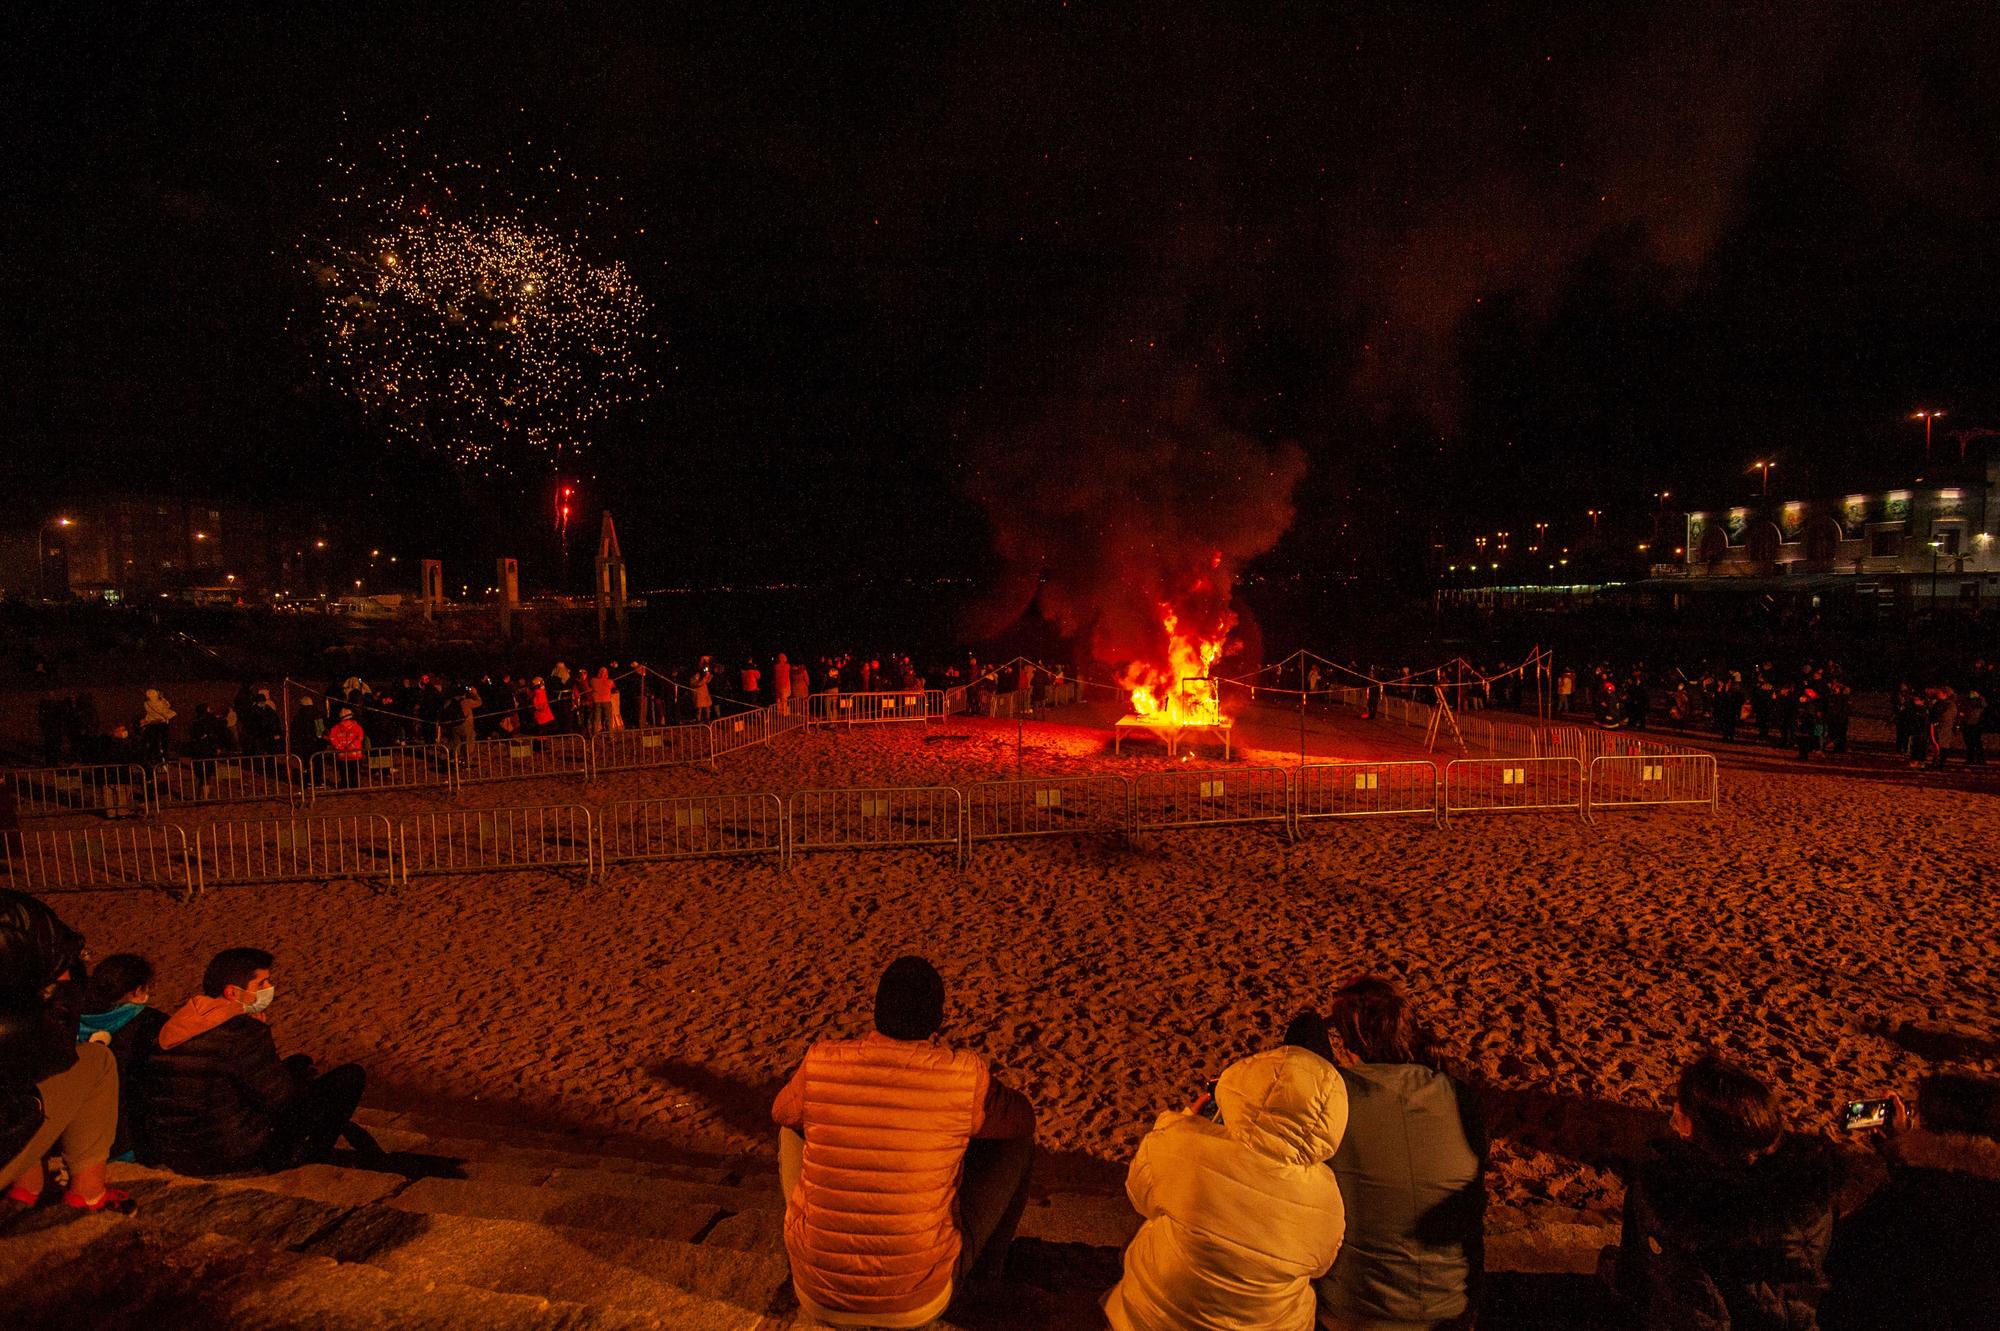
[808,690,945,726]
[400,804,597,880]
[5,764,152,820]
[1586,754,1719,818]
[311,744,456,798]
[192,813,398,893]
[153,754,309,811]
[965,776,1131,849]
[709,704,805,760]
[1443,757,1586,823]
[788,786,963,864]
[1,824,193,895]
[598,793,787,869]
[457,732,591,785]
[1295,762,1440,828]
[1133,767,1292,835]
[591,725,712,775]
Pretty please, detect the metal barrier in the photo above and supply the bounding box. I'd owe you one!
[400,804,597,880]
[153,755,309,810]
[1132,767,1292,836]
[808,690,944,726]
[964,776,1130,851]
[1586,754,1718,818]
[709,705,806,759]
[192,813,398,892]
[1295,762,1440,828]
[1442,757,1585,823]
[788,786,963,864]
[458,733,590,785]
[310,744,456,798]
[599,793,786,868]
[591,725,712,775]
[1,824,194,894]
[4,764,152,819]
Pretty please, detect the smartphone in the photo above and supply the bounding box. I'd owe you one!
[1843,1098,1891,1131]
[1194,1076,1222,1122]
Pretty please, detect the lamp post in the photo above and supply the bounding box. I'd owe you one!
[1750,460,1774,495]
[1912,409,1945,462]
[1929,539,1942,607]
[39,516,73,600]
[1586,508,1601,533]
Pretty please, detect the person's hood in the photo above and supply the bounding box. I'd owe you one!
[1637,1133,1839,1242]
[79,1002,149,1041]
[145,689,161,701]
[159,993,266,1050]
[0,888,85,1010]
[1214,1045,1349,1166]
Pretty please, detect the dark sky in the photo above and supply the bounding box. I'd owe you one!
[5,2,1998,591]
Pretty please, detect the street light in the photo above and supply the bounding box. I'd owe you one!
[1912,409,1945,462]
[1929,539,1943,606]
[1655,490,1671,512]
[1586,508,1601,532]
[1750,460,1774,495]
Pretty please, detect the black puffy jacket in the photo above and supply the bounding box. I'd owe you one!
[144,1014,303,1175]
[1619,1133,1841,1331]
[0,889,86,1164]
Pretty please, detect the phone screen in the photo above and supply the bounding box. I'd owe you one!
[1844,1099,1890,1130]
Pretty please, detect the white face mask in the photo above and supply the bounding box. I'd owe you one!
[242,984,275,1014]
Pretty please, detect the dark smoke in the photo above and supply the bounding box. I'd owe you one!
[966,379,1306,680]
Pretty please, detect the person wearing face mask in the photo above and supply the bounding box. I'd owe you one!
[77,953,168,1163]
[145,947,370,1176]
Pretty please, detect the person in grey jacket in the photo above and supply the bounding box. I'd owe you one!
[1290,978,1485,1331]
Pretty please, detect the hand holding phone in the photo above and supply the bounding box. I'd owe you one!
[1843,1098,1892,1131]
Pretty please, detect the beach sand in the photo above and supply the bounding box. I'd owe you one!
[35,705,2000,1215]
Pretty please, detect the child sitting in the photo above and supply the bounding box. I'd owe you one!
[77,953,168,1163]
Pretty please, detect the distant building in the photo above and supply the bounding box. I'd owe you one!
[5,495,335,603]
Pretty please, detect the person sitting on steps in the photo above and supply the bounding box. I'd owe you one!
[76,953,168,1164]
[771,955,1037,1328]
[145,947,374,1177]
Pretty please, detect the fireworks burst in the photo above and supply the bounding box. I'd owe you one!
[297,126,655,476]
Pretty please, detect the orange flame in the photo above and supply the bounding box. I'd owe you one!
[1121,604,1230,728]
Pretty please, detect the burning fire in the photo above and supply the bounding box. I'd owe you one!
[1121,604,1231,728]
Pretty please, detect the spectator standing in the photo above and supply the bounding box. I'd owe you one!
[1614,1053,1837,1331]
[145,947,370,1177]
[1103,1045,1348,1331]
[326,708,367,786]
[691,660,715,723]
[791,661,809,714]
[774,652,792,714]
[771,956,1036,1327]
[1961,689,1986,766]
[140,688,176,761]
[740,659,762,700]
[589,667,618,734]
[1927,688,1959,769]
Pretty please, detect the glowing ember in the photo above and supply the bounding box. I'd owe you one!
[1120,603,1231,728]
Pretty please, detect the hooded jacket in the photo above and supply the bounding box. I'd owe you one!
[1104,1047,1351,1331]
[142,689,176,727]
[1618,1133,1839,1331]
[0,889,87,1162]
[771,1032,1035,1325]
[144,994,301,1175]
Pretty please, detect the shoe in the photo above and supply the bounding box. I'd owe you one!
[4,1183,45,1208]
[63,1188,136,1214]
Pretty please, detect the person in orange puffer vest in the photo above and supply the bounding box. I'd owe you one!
[326,708,366,788]
[771,956,1037,1327]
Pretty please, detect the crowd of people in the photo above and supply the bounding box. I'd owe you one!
[5,899,1999,1329]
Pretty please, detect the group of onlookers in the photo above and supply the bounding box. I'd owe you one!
[2,890,370,1217]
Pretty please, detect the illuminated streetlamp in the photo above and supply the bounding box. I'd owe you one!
[1654,490,1671,512]
[1912,409,1945,462]
[1750,460,1774,495]
[1586,508,1601,532]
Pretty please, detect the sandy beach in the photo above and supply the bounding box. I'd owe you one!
[30,704,2000,1220]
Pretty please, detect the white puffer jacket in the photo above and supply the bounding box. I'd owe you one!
[1104,1046,1350,1331]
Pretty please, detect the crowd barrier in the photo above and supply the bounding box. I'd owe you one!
[808,690,944,727]
[311,744,457,799]
[964,775,1130,855]
[1294,761,1441,829]
[1133,767,1292,837]
[598,793,787,869]
[191,813,398,893]
[710,704,808,760]
[400,804,596,880]
[788,785,963,864]
[153,755,309,811]
[1443,757,1586,823]
[1,824,194,895]
[4,764,151,819]
[458,733,590,785]
[591,725,712,774]
[1586,753,1719,819]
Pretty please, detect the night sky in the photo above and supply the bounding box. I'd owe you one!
[5,3,1998,594]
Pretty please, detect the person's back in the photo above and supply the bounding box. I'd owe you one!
[146,960,300,1176]
[77,953,168,1162]
[771,956,1035,1328]
[1104,1046,1349,1331]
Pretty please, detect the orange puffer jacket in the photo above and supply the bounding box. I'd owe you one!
[772,1033,1034,1323]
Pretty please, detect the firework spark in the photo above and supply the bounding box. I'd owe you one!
[298,128,654,475]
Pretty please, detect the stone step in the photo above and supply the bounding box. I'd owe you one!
[0,1221,695,1331]
[354,1105,753,1176]
[385,1173,756,1243]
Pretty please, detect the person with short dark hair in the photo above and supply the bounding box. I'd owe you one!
[771,955,1036,1327]
[145,947,369,1176]
[1821,1074,2000,1330]
[1616,1053,1838,1330]
[1304,978,1486,1331]
[77,953,167,1163]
